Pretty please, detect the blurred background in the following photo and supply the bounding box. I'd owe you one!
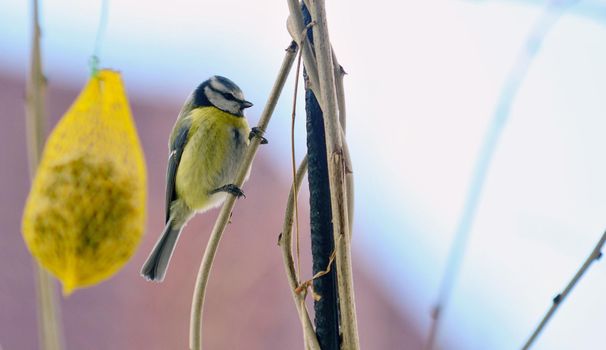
[2,0,606,349]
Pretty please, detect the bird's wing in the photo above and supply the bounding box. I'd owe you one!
[165,122,190,224]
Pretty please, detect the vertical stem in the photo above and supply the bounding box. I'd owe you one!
[25,1,64,350]
[331,51,347,134]
[285,0,319,95]
[304,40,340,350]
[331,53,354,235]
[301,4,340,349]
[33,268,63,350]
[25,0,46,172]
[189,42,297,350]
[309,1,360,349]
[278,156,322,350]
[292,48,304,283]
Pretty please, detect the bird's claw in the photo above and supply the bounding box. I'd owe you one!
[249,127,268,144]
[211,184,246,198]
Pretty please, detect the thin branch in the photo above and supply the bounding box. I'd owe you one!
[425,3,573,349]
[332,51,354,235]
[521,230,606,350]
[309,0,360,348]
[278,156,321,350]
[330,48,354,234]
[331,50,347,134]
[291,47,304,283]
[25,1,64,349]
[285,0,320,97]
[25,0,46,175]
[188,42,298,350]
[342,135,354,236]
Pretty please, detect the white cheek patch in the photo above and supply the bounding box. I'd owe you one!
[204,86,241,115]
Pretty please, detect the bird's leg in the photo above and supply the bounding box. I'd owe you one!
[210,184,246,198]
[249,127,268,144]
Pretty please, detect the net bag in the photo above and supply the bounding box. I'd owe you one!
[22,69,147,295]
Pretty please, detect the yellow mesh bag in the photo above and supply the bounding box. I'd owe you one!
[22,69,147,295]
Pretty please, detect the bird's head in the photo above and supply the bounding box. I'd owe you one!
[193,75,253,117]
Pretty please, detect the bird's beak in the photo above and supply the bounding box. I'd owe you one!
[241,100,253,109]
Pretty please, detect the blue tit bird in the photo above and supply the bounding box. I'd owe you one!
[141,75,262,282]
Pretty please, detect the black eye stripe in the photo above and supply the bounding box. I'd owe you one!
[222,92,236,101]
[208,85,242,103]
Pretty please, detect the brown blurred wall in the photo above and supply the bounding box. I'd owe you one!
[0,73,422,349]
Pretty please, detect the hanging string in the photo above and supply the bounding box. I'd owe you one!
[90,0,109,75]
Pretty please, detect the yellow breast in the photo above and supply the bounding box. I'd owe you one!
[175,107,250,211]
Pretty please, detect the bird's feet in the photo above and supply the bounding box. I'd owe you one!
[249,127,268,144]
[211,184,246,198]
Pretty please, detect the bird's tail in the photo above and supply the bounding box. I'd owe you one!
[140,220,182,282]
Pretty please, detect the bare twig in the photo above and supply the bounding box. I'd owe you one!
[189,42,298,350]
[25,0,46,174]
[330,48,354,233]
[285,0,320,97]
[332,50,354,235]
[309,1,360,348]
[425,3,573,349]
[291,47,304,283]
[278,156,321,350]
[25,1,64,349]
[331,50,347,134]
[342,136,354,236]
[521,230,606,350]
